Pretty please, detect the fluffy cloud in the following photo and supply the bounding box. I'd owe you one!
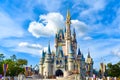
[28,12,64,38]
[16,42,45,56]
[17,42,54,56]
[19,42,42,49]
[28,12,88,38]
[71,20,88,36]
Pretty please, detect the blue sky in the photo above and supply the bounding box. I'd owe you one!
[0,0,120,69]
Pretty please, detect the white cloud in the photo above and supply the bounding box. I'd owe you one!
[10,42,44,56]
[83,36,92,40]
[19,42,42,49]
[28,12,64,38]
[28,12,89,38]
[13,46,41,56]
[17,42,55,56]
[71,20,88,36]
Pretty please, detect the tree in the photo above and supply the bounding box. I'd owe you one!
[0,53,5,62]
[0,54,28,76]
[17,59,27,68]
[10,54,17,61]
[106,61,120,77]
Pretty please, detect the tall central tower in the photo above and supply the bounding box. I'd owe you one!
[65,9,71,55]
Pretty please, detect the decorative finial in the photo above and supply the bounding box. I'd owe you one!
[67,9,70,19]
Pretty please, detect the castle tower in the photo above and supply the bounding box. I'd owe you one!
[65,9,71,56]
[72,28,77,57]
[43,42,53,77]
[39,50,45,75]
[77,48,82,73]
[80,54,86,79]
[68,43,75,71]
[86,50,93,77]
[100,62,106,77]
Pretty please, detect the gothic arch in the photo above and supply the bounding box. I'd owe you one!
[55,69,63,76]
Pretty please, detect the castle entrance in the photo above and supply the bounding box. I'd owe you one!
[55,69,63,77]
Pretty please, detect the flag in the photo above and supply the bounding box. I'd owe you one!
[0,74,2,79]
[3,64,8,74]
[25,67,28,71]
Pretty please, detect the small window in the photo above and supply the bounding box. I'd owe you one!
[56,60,59,64]
[60,60,62,64]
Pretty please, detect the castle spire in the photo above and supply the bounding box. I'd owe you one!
[78,48,81,55]
[87,49,91,58]
[42,50,45,58]
[67,9,70,19]
[48,41,51,54]
[66,9,71,25]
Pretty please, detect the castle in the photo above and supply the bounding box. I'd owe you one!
[39,10,94,79]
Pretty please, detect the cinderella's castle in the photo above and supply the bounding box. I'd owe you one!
[39,10,94,79]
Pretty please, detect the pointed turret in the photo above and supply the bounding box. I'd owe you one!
[65,9,71,40]
[66,9,71,29]
[81,54,85,61]
[87,49,91,58]
[72,28,76,41]
[48,41,51,54]
[42,50,45,58]
[78,48,81,55]
[66,9,70,20]
[86,49,94,77]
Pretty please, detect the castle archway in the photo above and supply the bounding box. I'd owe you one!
[55,69,63,77]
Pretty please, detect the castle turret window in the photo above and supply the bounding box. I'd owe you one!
[60,60,62,64]
[56,60,59,64]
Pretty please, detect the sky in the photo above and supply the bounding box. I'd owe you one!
[0,0,120,69]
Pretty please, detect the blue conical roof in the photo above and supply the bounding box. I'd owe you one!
[81,54,85,60]
[42,50,45,58]
[48,41,51,54]
[88,49,91,58]
[78,48,81,55]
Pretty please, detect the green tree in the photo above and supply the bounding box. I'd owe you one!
[106,61,120,77]
[10,54,17,61]
[0,54,28,76]
[0,53,5,62]
[0,54,5,74]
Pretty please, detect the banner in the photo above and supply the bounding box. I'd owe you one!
[0,74,2,79]
[25,67,29,72]
[3,64,8,74]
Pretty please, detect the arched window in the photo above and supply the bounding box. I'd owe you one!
[60,60,62,64]
[59,34,62,40]
[56,60,59,64]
